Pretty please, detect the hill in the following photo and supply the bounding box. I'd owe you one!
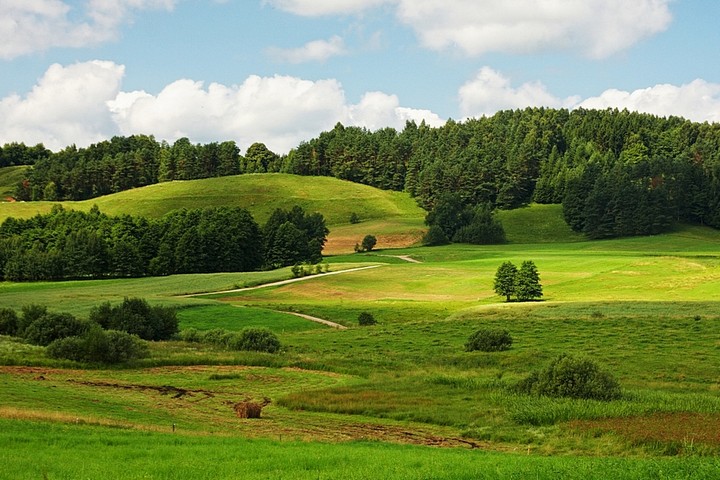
[0,173,427,254]
[0,165,29,199]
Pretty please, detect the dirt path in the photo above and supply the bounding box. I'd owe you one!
[377,254,421,264]
[183,265,382,297]
[282,311,348,330]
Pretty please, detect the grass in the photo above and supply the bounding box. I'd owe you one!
[2,197,720,474]
[0,165,29,198]
[0,173,427,254]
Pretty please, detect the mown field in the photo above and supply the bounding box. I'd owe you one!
[1,173,720,478]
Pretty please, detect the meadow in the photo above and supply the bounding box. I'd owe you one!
[1,173,719,478]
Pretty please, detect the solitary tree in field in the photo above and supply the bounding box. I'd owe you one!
[516,260,543,301]
[361,234,377,252]
[493,261,518,302]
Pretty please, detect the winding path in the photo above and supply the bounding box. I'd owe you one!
[182,264,382,298]
[281,311,347,330]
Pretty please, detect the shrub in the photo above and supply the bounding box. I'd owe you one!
[89,297,178,341]
[422,225,450,246]
[230,328,281,353]
[358,312,377,326]
[179,328,203,343]
[18,304,48,335]
[0,308,18,336]
[515,353,622,401]
[349,212,360,224]
[465,328,512,352]
[361,235,377,252]
[47,328,147,364]
[23,312,90,346]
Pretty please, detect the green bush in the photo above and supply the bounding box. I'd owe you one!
[18,304,48,335]
[90,297,178,341]
[23,312,90,346]
[0,308,18,336]
[358,312,377,326]
[515,353,622,401]
[47,328,147,364]
[422,225,450,246]
[465,328,512,352]
[230,328,281,353]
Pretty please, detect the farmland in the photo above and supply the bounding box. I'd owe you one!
[1,174,720,478]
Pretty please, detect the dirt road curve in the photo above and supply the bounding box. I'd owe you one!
[183,265,382,297]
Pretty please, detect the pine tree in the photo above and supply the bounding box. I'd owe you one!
[493,261,518,302]
[516,260,543,301]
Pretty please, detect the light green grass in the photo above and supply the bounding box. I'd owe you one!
[0,165,29,198]
[177,304,323,333]
[497,203,585,243]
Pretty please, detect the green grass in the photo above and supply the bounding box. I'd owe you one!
[497,203,585,243]
[177,304,324,334]
[0,165,29,198]
[3,419,718,480]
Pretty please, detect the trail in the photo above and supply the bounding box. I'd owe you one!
[281,311,347,330]
[377,254,422,264]
[182,265,382,297]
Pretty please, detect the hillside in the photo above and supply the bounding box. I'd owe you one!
[0,173,427,254]
[0,165,29,199]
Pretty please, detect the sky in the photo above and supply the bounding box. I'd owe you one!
[1,0,719,154]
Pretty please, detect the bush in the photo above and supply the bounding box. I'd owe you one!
[358,312,377,326]
[515,353,622,401]
[0,308,18,336]
[18,304,48,335]
[361,235,377,252]
[349,212,360,224]
[23,312,90,346]
[465,328,512,352]
[89,297,178,340]
[422,225,450,246]
[230,328,281,353]
[47,328,148,364]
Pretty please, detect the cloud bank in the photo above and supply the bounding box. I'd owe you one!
[266,0,673,58]
[267,35,347,64]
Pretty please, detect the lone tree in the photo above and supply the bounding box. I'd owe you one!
[493,261,518,302]
[516,260,543,301]
[361,235,377,252]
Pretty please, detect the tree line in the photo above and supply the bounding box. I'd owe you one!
[0,204,327,281]
[8,108,720,237]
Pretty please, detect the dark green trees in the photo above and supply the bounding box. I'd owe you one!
[90,297,178,341]
[263,206,328,269]
[493,260,542,302]
[423,193,506,246]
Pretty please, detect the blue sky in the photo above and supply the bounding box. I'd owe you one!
[1,0,719,153]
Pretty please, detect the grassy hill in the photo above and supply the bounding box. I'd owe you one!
[0,165,29,199]
[0,173,427,253]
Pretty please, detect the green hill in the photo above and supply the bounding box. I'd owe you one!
[0,165,29,199]
[0,173,428,253]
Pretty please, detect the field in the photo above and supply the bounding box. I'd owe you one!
[1,172,720,478]
[0,173,426,254]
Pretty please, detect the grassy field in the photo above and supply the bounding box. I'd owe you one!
[1,180,720,477]
[0,172,426,253]
[0,165,28,198]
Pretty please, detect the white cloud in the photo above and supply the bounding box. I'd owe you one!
[263,0,389,16]
[578,80,720,124]
[460,67,720,125]
[266,0,672,58]
[0,60,124,149]
[0,60,445,153]
[459,67,579,117]
[267,35,347,64]
[0,0,176,59]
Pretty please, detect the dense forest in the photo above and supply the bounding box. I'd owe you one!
[7,108,720,237]
[0,205,326,281]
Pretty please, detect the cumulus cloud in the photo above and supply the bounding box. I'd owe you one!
[578,80,720,124]
[0,60,124,149]
[0,0,176,59]
[0,60,445,152]
[263,0,389,16]
[460,66,720,125]
[267,35,347,64]
[459,67,579,117]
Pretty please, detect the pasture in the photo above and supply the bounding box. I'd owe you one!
[1,172,719,477]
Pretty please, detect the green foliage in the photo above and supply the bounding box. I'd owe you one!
[89,297,178,341]
[515,353,622,401]
[422,224,450,246]
[263,205,328,268]
[22,312,89,346]
[47,327,148,364]
[493,261,518,302]
[361,234,377,252]
[464,328,512,352]
[451,204,506,245]
[229,328,281,353]
[349,212,360,224]
[0,308,18,336]
[358,312,377,326]
[516,260,543,301]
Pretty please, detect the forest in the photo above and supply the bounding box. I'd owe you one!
[0,205,326,281]
[6,108,720,237]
